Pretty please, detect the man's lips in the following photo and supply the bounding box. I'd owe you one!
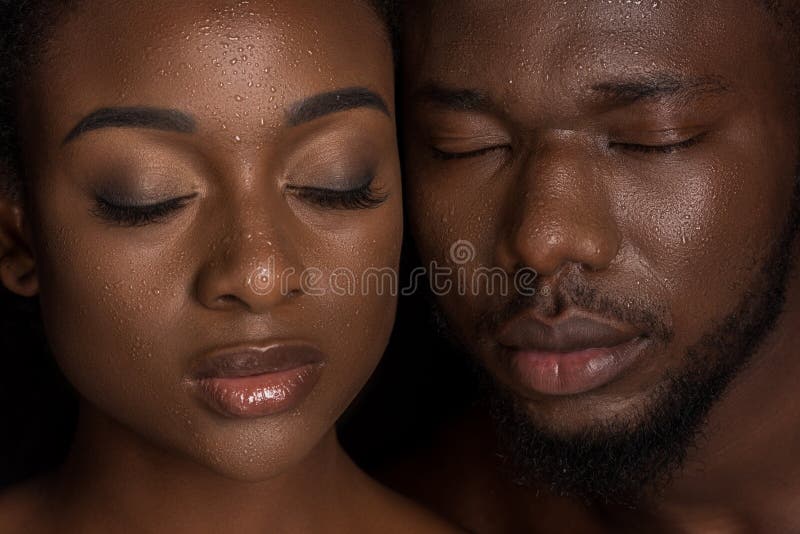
[187,341,327,418]
[496,312,648,396]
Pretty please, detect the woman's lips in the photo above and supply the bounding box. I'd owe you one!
[497,313,648,396]
[188,342,326,418]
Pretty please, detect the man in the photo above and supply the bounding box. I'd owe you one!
[393,1,800,532]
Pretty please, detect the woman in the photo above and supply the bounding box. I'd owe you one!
[0,1,457,532]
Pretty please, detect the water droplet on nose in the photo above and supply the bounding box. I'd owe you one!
[235,94,244,101]
[234,135,242,142]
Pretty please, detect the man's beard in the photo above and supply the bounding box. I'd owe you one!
[435,174,800,506]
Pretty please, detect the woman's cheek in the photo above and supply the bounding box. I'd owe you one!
[33,221,179,417]
[310,210,401,392]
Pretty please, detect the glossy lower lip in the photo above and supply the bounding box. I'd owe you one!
[188,343,326,418]
[507,337,649,396]
[194,364,322,418]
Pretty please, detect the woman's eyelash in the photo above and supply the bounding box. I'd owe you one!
[430,145,509,161]
[92,195,195,227]
[611,136,702,154]
[289,178,388,210]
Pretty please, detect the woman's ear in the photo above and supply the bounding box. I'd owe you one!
[0,190,38,297]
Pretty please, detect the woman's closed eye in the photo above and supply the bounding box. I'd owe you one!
[91,193,198,227]
[286,176,388,210]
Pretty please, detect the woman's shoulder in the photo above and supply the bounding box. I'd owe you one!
[0,477,51,534]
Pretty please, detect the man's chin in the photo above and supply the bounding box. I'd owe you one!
[511,389,663,439]
[477,353,668,438]
[481,369,689,504]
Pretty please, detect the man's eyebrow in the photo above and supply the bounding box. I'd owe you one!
[412,84,495,113]
[287,87,390,126]
[589,74,732,106]
[63,107,197,145]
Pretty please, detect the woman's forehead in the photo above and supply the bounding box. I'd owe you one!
[23,0,394,151]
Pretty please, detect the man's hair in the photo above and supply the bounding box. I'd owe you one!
[0,0,398,200]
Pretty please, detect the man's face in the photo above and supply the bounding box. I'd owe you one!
[403,0,800,500]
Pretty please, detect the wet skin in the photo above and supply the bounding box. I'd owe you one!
[0,1,457,532]
[401,0,800,532]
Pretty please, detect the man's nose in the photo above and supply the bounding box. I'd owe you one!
[495,137,621,278]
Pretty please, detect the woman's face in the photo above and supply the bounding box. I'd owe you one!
[16,0,400,479]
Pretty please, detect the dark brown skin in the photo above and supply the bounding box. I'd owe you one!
[0,1,458,532]
[398,1,800,532]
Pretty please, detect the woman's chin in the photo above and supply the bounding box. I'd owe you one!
[168,420,336,483]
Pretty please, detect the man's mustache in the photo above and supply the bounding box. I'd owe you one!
[478,270,674,344]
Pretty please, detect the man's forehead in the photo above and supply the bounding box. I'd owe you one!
[415,1,758,63]
[406,0,772,109]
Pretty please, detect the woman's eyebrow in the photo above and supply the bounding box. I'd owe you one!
[286,87,390,126]
[62,107,196,145]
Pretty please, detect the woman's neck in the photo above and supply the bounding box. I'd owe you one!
[46,402,364,533]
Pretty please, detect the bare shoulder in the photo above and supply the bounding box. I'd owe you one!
[0,478,50,534]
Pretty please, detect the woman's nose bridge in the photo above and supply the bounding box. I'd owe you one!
[214,184,303,274]
[194,170,307,311]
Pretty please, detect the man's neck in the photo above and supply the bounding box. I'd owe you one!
[627,289,800,532]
